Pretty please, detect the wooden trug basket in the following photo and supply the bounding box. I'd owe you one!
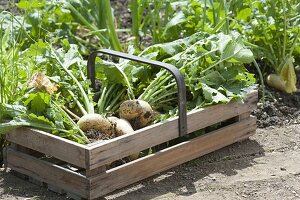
[4,90,257,199]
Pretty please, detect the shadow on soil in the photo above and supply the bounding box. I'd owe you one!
[104,138,265,200]
[0,168,67,200]
[0,138,265,200]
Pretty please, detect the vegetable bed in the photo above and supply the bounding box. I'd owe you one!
[4,89,257,199]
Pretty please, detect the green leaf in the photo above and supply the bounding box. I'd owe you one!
[17,0,46,10]
[198,71,226,86]
[0,114,54,135]
[28,113,55,127]
[62,45,83,68]
[96,61,127,85]
[24,40,48,57]
[219,33,254,63]
[162,11,186,37]
[46,108,65,129]
[236,8,252,21]
[23,92,51,115]
[230,48,254,63]
[0,103,27,121]
[202,84,229,104]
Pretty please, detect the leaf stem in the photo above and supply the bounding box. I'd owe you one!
[50,49,94,114]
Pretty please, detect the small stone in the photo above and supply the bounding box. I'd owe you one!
[280,167,287,171]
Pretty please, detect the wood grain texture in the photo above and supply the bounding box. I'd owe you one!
[6,128,87,168]
[6,148,89,198]
[87,91,258,169]
[89,117,256,198]
[237,112,251,121]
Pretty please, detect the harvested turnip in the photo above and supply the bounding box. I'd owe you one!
[119,100,152,119]
[119,100,155,129]
[108,117,132,136]
[77,114,114,137]
[131,109,155,129]
[108,116,140,161]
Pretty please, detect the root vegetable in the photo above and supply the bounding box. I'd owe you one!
[119,100,152,120]
[131,109,155,129]
[119,100,154,129]
[267,58,298,93]
[77,114,114,136]
[108,116,139,160]
[108,117,133,136]
[266,74,286,92]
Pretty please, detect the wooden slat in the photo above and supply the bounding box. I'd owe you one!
[87,91,257,169]
[89,117,256,198]
[6,148,89,198]
[6,128,87,168]
[237,111,251,121]
[186,90,257,133]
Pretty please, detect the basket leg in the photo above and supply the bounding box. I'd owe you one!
[236,111,255,142]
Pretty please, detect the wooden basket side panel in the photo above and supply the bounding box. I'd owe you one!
[6,128,87,168]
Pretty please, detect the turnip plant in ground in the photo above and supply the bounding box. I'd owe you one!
[231,0,300,93]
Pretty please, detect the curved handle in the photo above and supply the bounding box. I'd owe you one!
[87,49,187,137]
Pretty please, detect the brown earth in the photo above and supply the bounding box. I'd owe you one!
[1,122,300,200]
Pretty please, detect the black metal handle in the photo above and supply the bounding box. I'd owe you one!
[87,49,187,137]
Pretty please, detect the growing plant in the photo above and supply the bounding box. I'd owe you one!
[65,0,123,51]
[0,10,42,162]
[14,0,123,55]
[230,0,300,93]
